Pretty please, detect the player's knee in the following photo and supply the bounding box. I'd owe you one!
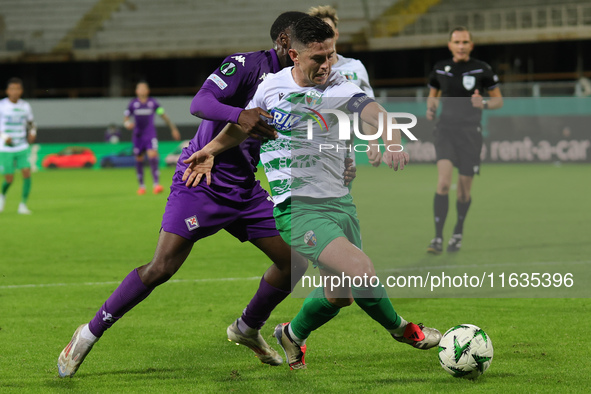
[437,182,450,194]
[139,259,179,286]
[327,297,354,308]
[5,175,14,183]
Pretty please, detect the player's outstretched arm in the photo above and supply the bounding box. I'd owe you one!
[181,123,250,187]
[360,102,409,171]
[237,107,277,140]
[27,121,37,144]
[160,113,181,141]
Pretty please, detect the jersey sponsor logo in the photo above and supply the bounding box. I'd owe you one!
[185,215,200,231]
[304,230,317,247]
[220,62,237,76]
[133,108,153,116]
[463,75,476,90]
[270,108,301,131]
[207,74,228,90]
[231,55,246,66]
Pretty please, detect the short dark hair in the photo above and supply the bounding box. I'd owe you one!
[269,11,307,41]
[292,15,335,48]
[449,26,472,41]
[136,80,149,87]
[7,77,23,88]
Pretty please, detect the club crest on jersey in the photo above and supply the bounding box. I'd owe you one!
[270,108,301,131]
[185,215,200,231]
[220,62,237,76]
[305,90,323,105]
[339,70,358,81]
[304,230,317,247]
[463,75,476,90]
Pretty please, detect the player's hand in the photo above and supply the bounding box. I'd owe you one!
[27,134,36,144]
[382,151,409,171]
[182,150,214,187]
[124,120,135,130]
[237,108,277,140]
[471,89,484,109]
[343,157,357,186]
[426,106,437,120]
[171,128,181,141]
[367,145,382,167]
[5,137,13,146]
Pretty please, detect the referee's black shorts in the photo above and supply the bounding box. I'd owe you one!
[434,123,483,176]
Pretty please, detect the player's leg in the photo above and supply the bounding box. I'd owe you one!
[428,159,453,254]
[1,152,15,212]
[57,230,193,377]
[448,127,481,252]
[17,167,32,214]
[0,173,13,213]
[133,137,147,194]
[227,236,308,366]
[147,139,162,194]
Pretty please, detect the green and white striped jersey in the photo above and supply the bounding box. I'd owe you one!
[0,98,34,152]
[247,67,367,204]
[332,55,375,99]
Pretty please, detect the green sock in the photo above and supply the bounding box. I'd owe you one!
[290,286,341,340]
[2,180,11,195]
[353,284,402,331]
[22,178,31,203]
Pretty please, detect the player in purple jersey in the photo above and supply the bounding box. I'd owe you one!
[57,11,318,378]
[124,81,181,195]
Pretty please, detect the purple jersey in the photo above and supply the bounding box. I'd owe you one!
[181,49,281,198]
[125,97,161,139]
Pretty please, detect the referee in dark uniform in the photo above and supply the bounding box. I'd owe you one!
[426,26,503,254]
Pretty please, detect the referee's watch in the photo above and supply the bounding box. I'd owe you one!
[482,100,489,109]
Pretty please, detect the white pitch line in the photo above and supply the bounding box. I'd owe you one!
[0,276,261,290]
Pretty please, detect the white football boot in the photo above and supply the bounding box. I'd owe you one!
[57,324,97,377]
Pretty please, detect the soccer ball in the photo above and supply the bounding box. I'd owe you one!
[438,324,493,379]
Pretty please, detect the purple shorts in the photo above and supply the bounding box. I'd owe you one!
[161,171,279,243]
[133,134,158,155]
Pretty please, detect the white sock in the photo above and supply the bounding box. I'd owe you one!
[288,323,306,347]
[237,318,258,336]
[80,324,98,342]
[388,318,408,337]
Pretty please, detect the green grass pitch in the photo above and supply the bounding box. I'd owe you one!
[0,163,589,393]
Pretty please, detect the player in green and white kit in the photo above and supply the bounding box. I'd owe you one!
[309,5,380,171]
[0,78,36,214]
[182,16,441,370]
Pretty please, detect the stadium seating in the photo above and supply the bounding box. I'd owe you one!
[0,0,96,54]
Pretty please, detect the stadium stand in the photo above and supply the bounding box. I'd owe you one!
[0,0,96,56]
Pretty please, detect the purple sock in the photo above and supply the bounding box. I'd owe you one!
[240,277,290,330]
[149,157,159,185]
[88,269,153,338]
[135,161,144,187]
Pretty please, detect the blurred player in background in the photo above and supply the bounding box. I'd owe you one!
[309,5,380,169]
[426,27,503,254]
[0,77,36,214]
[58,11,314,378]
[124,81,181,195]
[182,16,441,370]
